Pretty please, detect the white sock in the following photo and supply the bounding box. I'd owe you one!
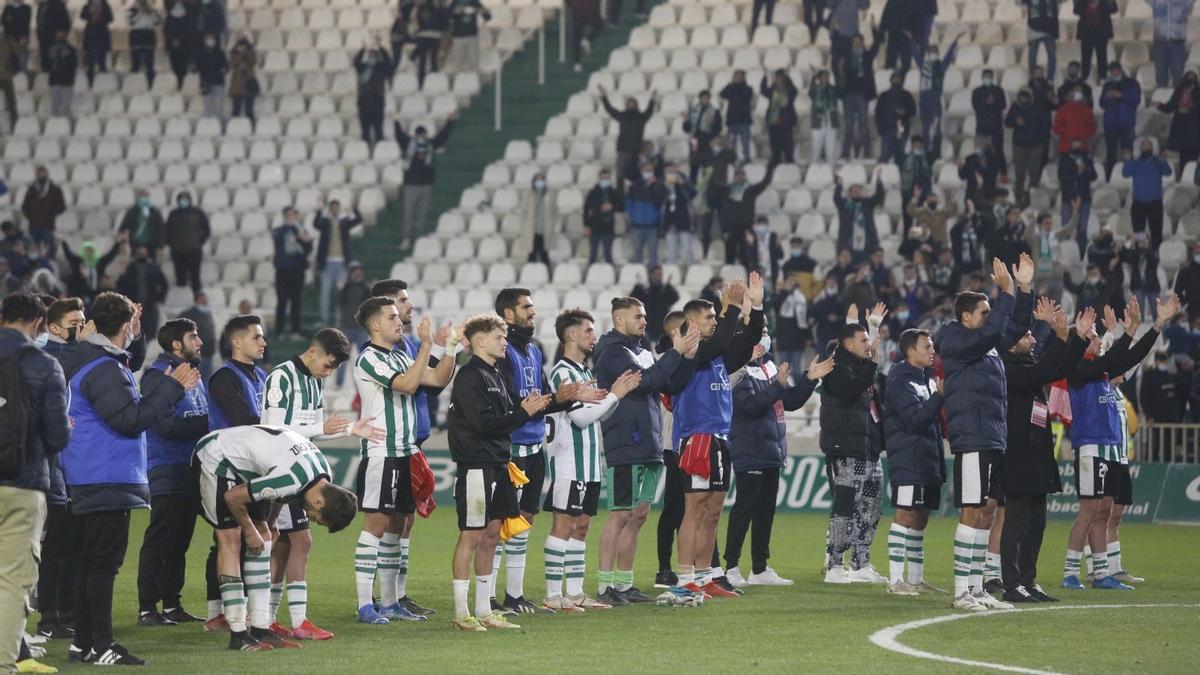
[968,528,988,595]
[696,567,712,586]
[475,574,493,618]
[1064,548,1083,578]
[678,564,696,586]
[377,533,401,607]
[207,599,222,620]
[953,523,973,597]
[504,531,529,599]
[984,551,1001,582]
[711,565,724,580]
[286,581,307,628]
[906,528,925,585]
[565,538,586,597]
[1092,548,1109,579]
[220,579,247,633]
[544,535,567,599]
[1083,544,1093,574]
[490,547,502,598]
[452,579,469,620]
[1107,540,1122,574]
[887,524,908,584]
[355,531,381,609]
[269,582,284,621]
[246,541,272,630]
[397,537,411,599]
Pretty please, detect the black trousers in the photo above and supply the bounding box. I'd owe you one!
[171,249,203,293]
[130,48,155,85]
[358,95,384,145]
[724,467,780,574]
[751,0,776,30]
[1080,36,1108,81]
[275,268,305,334]
[528,234,550,265]
[74,510,132,652]
[37,503,79,623]
[656,450,685,572]
[570,8,602,64]
[413,38,440,87]
[1104,128,1133,179]
[168,48,188,89]
[136,493,198,612]
[1130,199,1164,248]
[767,124,794,164]
[999,494,1047,592]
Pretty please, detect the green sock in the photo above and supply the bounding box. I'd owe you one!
[598,569,614,595]
[614,570,634,592]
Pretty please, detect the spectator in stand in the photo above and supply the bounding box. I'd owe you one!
[519,172,558,266]
[117,244,169,339]
[1029,65,1058,151]
[834,167,885,258]
[0,257,18,298]
[823,249,854,289]
[584,168,620,265]
[1100,63,1140,178]
[720,70,755,161]
[45,30,76,117]
[684,90,723,182]
[625,162,667,266]
[827,0,868,73]
[228,34,259,124]
[806,69,837,163]
[1,0,32,88]
[1025,206,1075,279]
[1158,71,1200,178]
[894,264,932,326]
[1053,84,1097,154]
[1063,262,1120,313]
[840,265,879,315]
[0,294,69,674]
[179,291,217,380]
[1057,63,1094,109]
[812,275,845,353]
[1057,140,1098,257]
[715,164,776,267]
[662,165,696,265]
[271,207,314,340]
[867,247,895,300]
[897,135,935,230]
[972,69,1008,176]
[1142,351,1183,423]
[1024,0,1059,77]
[915,35,959,142]
[875,72,915,163]
[751,0,776,32]
[1006,88,1043,207]
[162,0,191,89]
[36,0,69,72]
[950,200,988,274]
[411,0,445,88]
[59,236,119,304]
[1151,0,1195,88]
[623,139,664,183]
[1122,139,1173,248]
[445,0,490,73]
[79,0,112,87]
[749,216,784,285]
[0,31,19,130]
[782,235,819,294]
[631,265,679,341]
[1175,242,1200,321]
[354,39,391,145]
[313,199,361,327]
[118,189,165,256]
[837,30,880,160]
[165,191,210,293]
[127,0,159,86]
[879,0,912,73]
[565,0,600,73]
[698,138,736,255]
[761,69,799,164]
[389,0,415,79]
[1074,0,1117,81]
[1121,233,1162,315]
[802,0,825,39]
[21,166,65,256]
[958,137,1001,205]
[396,112,455,249]
[906,184,957,246]
[774,271,812,375]
[196,33,227,120]
[599,86,657,183]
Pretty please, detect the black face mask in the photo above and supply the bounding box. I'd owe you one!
[65,326,79,343]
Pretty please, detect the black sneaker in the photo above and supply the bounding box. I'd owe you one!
[983,578,1004,594]
[161,607,203,623]
[137,610,178,626]
[596,588,629,606]
[1028,585,1059,602]
[503,593,552,614]
[68,644,92,663]
[1002,586,1040,603]
[622,587,654,603]
[37,621,75,639]
[713,577,744,597]
[92,642,146,666]
[654,570,678,588]
[250,626,300,649]
[228,630,269,652]
[490,598,517,616]
[397,596,435,616]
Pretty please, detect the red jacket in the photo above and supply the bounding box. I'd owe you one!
[1052,101,1098,153]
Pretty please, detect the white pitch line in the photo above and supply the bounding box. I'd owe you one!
[869,603,1200,674]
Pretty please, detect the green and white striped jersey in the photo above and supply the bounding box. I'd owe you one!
[195,425,332,503]
[263,357,330,439]
[1096,387,1131,464]
[354,343,419,458]
[545,358,618,482]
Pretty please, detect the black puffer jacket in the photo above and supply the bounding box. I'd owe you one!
[819,345,883,459]
[0,328,70,495]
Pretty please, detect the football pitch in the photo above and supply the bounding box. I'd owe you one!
[35,510,1200,673]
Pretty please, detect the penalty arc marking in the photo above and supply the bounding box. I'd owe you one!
[868,603,1200,674]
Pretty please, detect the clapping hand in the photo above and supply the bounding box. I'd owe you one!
[130,303,143,338]
[432,319,453,347]
[672,325,701,357]
[610,370,642,399]
[868,302,887,326]
[166,362,201,390]
[350,416,388,443]
[746,271,765,307]
[805,355,835,381]
[323,412,351,436]
[1102,305,1119,334]
[520,392,553,416]
[556,378,608,404]
[1050,308,1069,339]
[846,303,859,323]
[416,316,433,343]
[1122,295,1141,333]
[991,257,1014,293]
[1013,252,1035,290]
[1075,306,1097,339]
[1033,296,1059,323]
[1155,293,1181,331]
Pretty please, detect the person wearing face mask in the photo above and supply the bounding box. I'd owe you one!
[1121,139,1173,248]
[1064,262,1120,315]
[396,112,456,249]
[959,136,1002,207]
[1056,61,1093,106]
[79,0,112,88]
[165,191,211,293]
[584,169,621,265]
[118,189,165,255]
[630,265,679,342]
[1157,70,1200,178]
[116,244,169,340]
[1057,139,1098,257]
[162,0,192,89]
[1052,84,1097,155]
[20,166,65,257]
[660,165,696,266]
[905,184,957,247]
[1141,350,1181,425]
[1073,0,1117,81]
[354,38,393,145]
[625,162,668,266]
[1024,0,1059,78]
[833,167,885,258]
[806,69,837,163]
[835,29,880,160]
[915,34,960,142]
[775,251,814,370]
[196,32,228,120]
[519,173,558,266]
[683,90,723,182]
[714,163,776,267]
[896,135,935,230]
[812,274,846,355]
[313,199,362,327]
[1173,243,1200,323]
[972,70,1008,177]
[444,0,491,74]
[875,73,915,163]
[1099,64,1141,179]
[228,34,259,123]
[58,236,119,305]
[826,0,869,73]
[1005,89,1044,207]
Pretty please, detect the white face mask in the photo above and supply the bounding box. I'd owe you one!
[598,180,611,189]
[534,179,546,190]
[123,329,135,350]
[758,334,771,354]
[34,332,49,348]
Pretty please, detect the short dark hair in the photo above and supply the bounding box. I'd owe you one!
[463,314,506,339]
[494,287,532,318]
[839,323,867,344]
[610,296,643,312]
[157,318,198,352]
[954,291,990,322]
[91,292,136,338]
[222,314,263,344]
[370,279,408,298]
[683,299,714,315]
[317,483,358,533]
[36,294,56,310]
[0,293,47,325]
[663,310,685,335]
[555,308,594,343]
[312,327,351,365]
[46,297,84,327]
[355,297,396,330]
[899,328,931,358]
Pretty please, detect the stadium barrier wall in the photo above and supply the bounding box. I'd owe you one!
[319,449,1200,525]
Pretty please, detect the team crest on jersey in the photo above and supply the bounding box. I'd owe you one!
[709,362,731,391]
[266,386,284,406]
[522,366,537,394]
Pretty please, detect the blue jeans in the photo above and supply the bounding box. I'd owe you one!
[665,229,694,265]
[1063,197,1091,258]
[1152,39,1186,88]
[30,227,56,259]
[319,260,347,325]
[630,225,660,266]
[919,93,941,142]
[1028,36,1056,78]
[728,123,752,161]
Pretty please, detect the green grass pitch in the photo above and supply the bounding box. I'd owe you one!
[33,510,1200,673]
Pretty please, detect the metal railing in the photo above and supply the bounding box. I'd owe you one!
[495,7,565,130]
[1134,423,1200,464]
